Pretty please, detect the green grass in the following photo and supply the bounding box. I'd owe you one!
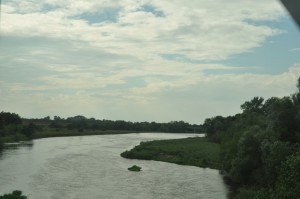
[121,137,221,169]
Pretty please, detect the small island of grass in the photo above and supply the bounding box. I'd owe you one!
[121,137,221,170]
[128,165,142,172]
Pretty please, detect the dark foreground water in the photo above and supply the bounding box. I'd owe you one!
[0,133,228,199]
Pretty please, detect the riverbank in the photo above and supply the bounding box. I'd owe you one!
[0,128,139,147]
[121,137,221,170]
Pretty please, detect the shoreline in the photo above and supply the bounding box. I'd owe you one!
[0,131,202,148]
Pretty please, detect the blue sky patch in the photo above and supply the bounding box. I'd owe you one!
[75,7,121,24]
[43,3,60,12]
[161,54,195,63]
[217,16,300,74]
[162,16,300,75]
[140,4,165,17]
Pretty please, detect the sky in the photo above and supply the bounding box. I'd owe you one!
[0,0,300,124]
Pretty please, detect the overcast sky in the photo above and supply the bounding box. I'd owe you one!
[0,0,300,124]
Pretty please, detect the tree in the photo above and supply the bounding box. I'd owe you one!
[0,190,27,199]
[0,112,22,136]
[21,123,36,138]
[260,141,292,186]
[241,97,264,113]
[43,116,50,121]
[265,97,298,143]
[0,112,22,126]
[167,121,189,133]
[275,152,300,199]
[229,128,262,185]
[203,116,234,143]
[54,116,62,121]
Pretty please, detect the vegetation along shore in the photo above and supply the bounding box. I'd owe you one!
[0,112,200,147]
[121,137,221,169]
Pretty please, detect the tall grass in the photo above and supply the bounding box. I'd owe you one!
[121,137,221,169]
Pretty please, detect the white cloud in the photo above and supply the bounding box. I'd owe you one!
[290,48,300,52]
[2,0,285,61]
[0,0,298,123]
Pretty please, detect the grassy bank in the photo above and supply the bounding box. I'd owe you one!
[121,137,221,169]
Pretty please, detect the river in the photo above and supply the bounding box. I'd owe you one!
[0,133,228,199]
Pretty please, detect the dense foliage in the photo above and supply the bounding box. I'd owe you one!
[47,116,199,133]
[0,111,200,146]
[0,191,27,199]
[202,77,300,198]
[0,112,35,145]
[0,112,22,137]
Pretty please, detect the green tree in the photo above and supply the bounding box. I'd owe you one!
[260,141,292,186]
[275,152,300,199]
[241,97,264,113]
[21,123,36,138]
[0,190,27,199]
[229,128,262,185]
[265,97,298,143]
[0,112,22,126]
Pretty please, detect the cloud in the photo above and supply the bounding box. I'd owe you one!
[0,0,298,123]
[2,0,285,61]
[290,48,300,52]
[2,62,299,123]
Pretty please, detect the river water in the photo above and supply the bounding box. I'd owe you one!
[0,133,228,199]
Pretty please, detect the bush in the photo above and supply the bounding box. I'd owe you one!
[0,190,27,199]
[128,165,141,172]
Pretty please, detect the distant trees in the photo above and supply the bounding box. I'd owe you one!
[21,123,37,138]
[0,112,22,129]
[43,116,50,121]
[0,190,27,199]
[0,112,22,125]
[0,112,22,137]
[0,112,39,139]
[0,113,200,136]
[46,116,199,133]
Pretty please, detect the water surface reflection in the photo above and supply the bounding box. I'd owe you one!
[0,133,228,199]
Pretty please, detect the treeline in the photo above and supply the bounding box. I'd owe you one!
[0,191,27,199]
[201,78,300,199]
[0,111,201,146]
[45,116,199,133]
